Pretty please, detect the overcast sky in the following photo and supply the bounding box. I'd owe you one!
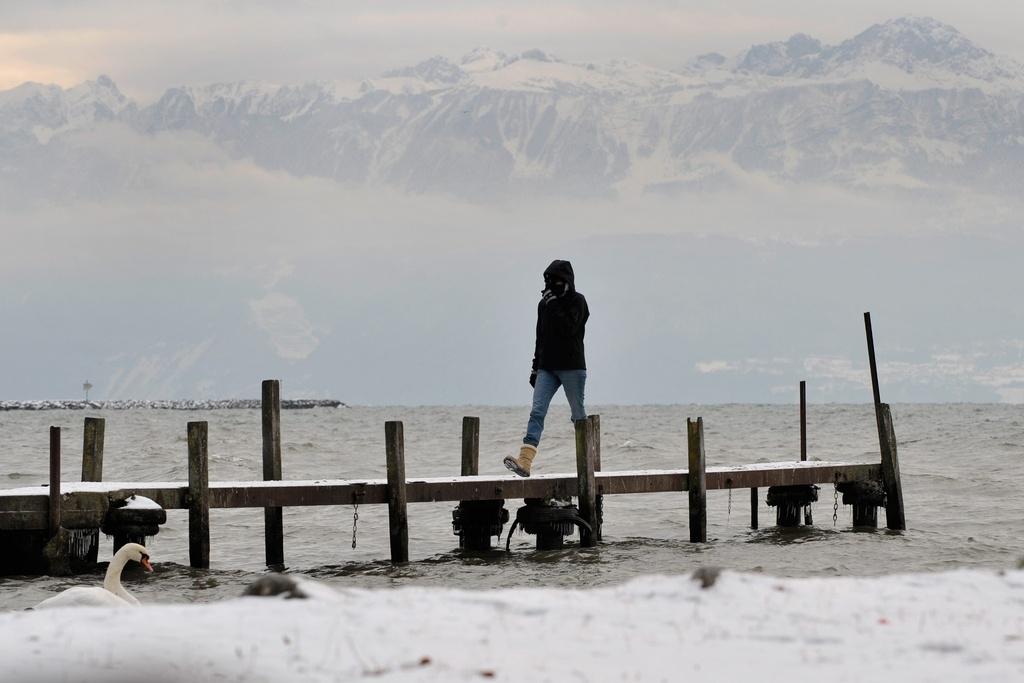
[2,1,1023,97]
[2,1,1023,404]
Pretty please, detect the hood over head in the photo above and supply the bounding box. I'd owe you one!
[543,260,575,292]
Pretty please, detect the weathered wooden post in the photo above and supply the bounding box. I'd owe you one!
[750,487,758,529]
[81,417,105,482]
[187,421,210,569]
[453,417,506,551]
[864,312,906,531]
[800,381,807,462]
[865,312,883,414]
[41,426,75,575]
[574,416,599,547]
[385,421,409,563]
[879,403,906,530]
[800,381,813,525]
[461,416,479,477]
[48,426,61,537]
[592,414,603,543]
[261,379,284,569]
[80,417,105,561]
[765,383,819,527]
[687,417,707,542]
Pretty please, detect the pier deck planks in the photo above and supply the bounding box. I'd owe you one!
[0,461,880,530]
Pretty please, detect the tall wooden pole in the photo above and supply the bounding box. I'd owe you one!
[48,426,61,536]
[865,311,884,436]
[461,417,480,476]
[864,312,906,530]
[800,381,812,524]
[80,417,104,562]
[187,421,210,569]
[799,380,807,462]
[262,380,284,569]
[81,417,105,482]
[864,311,886,509]
[574,416,599,547]
[457,416,491,550]
[687,418,707,542]
[385,421,409,563]
[592,414,602,543]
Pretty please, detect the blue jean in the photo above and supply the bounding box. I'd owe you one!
[524,369,587,447]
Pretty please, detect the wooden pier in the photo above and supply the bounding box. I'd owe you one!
[0,408,894,569]
[0,458,884,525]
[0,313,906,572]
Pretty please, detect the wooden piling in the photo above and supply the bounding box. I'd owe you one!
[461,417,480,476]
[574,417,599,547]
[864,311,888,469]
[800,381,813,525]
[687,417,707,543]
[878,403,906,530]
[750,487,758,529]
[80,417,104,562]
[864,312,883,411]
[799,381,807,462]
[457,417,492,551]
[43,430,70,575]
[261,380,284,569]
[81,417,105,482]
[592,414,603,543]
[864,313,906,531]
[187,421,210,569]
[385,421,409,563]
[48,427,61,536]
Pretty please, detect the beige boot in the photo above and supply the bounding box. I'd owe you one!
[503,444,537,477]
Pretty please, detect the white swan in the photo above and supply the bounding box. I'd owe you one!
[34,543,153,609]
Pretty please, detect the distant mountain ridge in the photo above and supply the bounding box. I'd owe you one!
[725,16,1017,81]
[2,16,1023,201]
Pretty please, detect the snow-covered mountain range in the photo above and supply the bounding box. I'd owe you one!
[2,16,1023,200]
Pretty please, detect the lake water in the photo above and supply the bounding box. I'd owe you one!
[1,404,1022,610]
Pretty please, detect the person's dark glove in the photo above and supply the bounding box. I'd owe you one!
[529,371,537,387]
[540,288,557,305]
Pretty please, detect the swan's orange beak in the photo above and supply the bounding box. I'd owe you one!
[141,557,153,573]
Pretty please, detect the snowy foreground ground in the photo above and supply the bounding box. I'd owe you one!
[3,570,1023,682]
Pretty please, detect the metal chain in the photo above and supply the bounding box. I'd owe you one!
[726,479,732,525]
[351,498,360,549]
[832,479,839,526]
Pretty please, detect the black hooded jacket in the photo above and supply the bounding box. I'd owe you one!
[533,260,590,371]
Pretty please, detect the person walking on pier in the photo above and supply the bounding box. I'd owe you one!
[504,259,590,477]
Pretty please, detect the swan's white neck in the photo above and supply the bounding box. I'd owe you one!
[103,546,140,605]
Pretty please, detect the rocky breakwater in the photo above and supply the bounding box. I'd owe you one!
[0,399,344,411]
